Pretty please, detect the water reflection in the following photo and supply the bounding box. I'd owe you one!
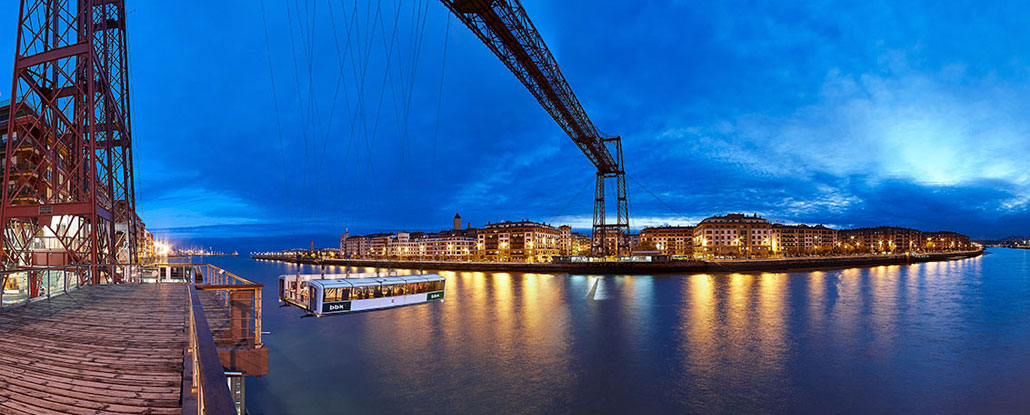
[683,274,717,396]
[210,250,1027,413]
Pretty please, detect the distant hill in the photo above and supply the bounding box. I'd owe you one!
[975,236,1029,247]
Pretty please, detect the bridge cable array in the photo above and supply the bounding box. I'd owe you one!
[431,13,451,163]
[259,0,294,225]
[259,0,442,231]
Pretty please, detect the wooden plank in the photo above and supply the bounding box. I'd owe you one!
[0,284,189,414]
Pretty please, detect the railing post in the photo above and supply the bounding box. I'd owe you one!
[255,287,262,347]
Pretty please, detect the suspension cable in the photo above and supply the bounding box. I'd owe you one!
[259,0,293,224]
[627,173,692,221]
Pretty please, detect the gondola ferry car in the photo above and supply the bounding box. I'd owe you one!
[278,273,446,316]
[278,272,394,307]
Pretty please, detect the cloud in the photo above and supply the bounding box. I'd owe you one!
[661,64,1030,187]
[143,185,269,230]
[627,50,1030,238]
[4,1,1029,247]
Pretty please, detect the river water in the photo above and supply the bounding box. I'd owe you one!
[203,248,1030,414]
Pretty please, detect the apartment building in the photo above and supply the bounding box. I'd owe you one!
[639,226,694,256]
[477,220,560,262]
[839,226,923,254]
[693,214,774,259]
[771,224,837,256]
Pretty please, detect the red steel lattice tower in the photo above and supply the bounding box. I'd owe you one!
[1,0,137,285]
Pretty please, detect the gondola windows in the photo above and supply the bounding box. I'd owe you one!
[323,288,351,302]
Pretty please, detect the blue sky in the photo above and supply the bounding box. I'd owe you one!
[2,1,1028,249]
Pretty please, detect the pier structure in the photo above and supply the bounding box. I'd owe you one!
[0,263,266,414]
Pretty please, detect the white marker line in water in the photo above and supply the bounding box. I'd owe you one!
[586,277,610,301]
[594,278,609,300]
[587,278,599,300]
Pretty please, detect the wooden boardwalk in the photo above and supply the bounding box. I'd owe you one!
[197,292,245,349]
[0,284,189,414]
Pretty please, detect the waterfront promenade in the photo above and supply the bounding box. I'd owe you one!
[253,248,984,274]
[0,284,188,414]
[0,264,267,414]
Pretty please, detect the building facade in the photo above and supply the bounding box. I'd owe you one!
[421,233,476,261]
[923,231,973,252]
[477,220,560,262]
[341,233,382,258]
[342,230,476,261]
[693,214,774,259]
[771,224,837,256]
[338,215,975,262]
[558,225,592,256]
[639,226,694,256]
[838,226,923,254]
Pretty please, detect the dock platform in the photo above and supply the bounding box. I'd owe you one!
[0,284,188,414]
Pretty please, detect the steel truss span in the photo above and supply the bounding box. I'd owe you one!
[2,0,138,283]
[440,0,630,255]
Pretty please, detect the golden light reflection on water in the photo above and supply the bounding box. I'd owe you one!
[727,273,746,312]
[492,272,514,351]
[366,261,970,364]
[681,272,792,393]
[619,276,652,354]
[756,273,788,376]
[808,271,826,329]
[514,272,574,394]
[353,269,577,396]
[440,270,465,353]
[683,274,718,381]
[520,273,567,353]
[869,265,901,355]
[831,268,863,346]
[265,252,1006,413]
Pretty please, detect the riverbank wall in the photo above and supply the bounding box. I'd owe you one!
[251,248,984,275]
[706,248,983,273]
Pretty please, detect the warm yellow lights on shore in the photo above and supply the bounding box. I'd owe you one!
[154,241,171,256]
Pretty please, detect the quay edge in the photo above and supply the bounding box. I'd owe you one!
[252,248,984,275]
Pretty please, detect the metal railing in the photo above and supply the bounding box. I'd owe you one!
[184,285,236,415]
[189,264,263,348]
[2,262,263,348]
[0,263,143,310]
[1,262,264,348]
